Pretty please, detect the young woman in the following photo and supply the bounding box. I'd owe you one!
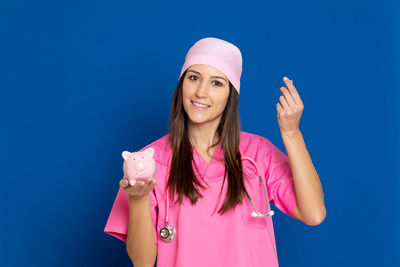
[104,37,326,267]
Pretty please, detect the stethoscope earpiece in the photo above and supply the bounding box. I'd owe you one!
[251,210,274,217]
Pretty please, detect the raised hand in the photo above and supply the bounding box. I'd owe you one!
[276,76,304,135]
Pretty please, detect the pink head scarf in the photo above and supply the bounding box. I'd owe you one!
[178,37,243,94]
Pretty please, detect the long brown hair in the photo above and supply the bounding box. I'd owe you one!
[167,69,251,215]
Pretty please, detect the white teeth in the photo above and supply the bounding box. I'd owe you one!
[192,101,209,108]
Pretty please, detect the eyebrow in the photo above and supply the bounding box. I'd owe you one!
[187,70,227,82]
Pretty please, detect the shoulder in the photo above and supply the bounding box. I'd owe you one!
[239,131,281,165]
[240,130,265,143]
[239,130,272,153]
[138,133,172,167]
[240,130,288,164]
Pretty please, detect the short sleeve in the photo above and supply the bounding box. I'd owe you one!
[261,137,297,218]
[104,177,159,244]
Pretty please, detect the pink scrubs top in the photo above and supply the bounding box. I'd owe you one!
[104,131,297,267]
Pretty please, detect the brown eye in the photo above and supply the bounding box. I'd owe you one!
[213,81,222,86]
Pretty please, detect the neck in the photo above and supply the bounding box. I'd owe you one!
[187,120,220,150]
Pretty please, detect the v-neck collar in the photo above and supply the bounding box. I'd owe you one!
[192,144,214,165]
[191,142,223,179]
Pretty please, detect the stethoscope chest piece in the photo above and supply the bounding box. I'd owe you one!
[160,222,176,242]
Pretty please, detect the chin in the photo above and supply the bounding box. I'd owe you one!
[188,117,207,124]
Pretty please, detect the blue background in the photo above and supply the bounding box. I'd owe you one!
[1,0,399,266]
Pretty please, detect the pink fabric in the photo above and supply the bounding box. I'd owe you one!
[104,131,297,267]
[179,37,243,94]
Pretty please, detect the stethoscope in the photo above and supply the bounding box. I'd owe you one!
[159,148,274,242]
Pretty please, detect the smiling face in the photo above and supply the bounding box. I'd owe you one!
[182,64,230,128]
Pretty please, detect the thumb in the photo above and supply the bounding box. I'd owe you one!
[120,178,129,187]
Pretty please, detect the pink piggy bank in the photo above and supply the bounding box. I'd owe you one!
[122,147,157,186]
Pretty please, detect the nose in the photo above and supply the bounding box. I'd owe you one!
[195,80,208,97]
[135,162,145,171]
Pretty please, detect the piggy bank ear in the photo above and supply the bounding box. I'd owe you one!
[122,151,131,160]
[144,147,154,157]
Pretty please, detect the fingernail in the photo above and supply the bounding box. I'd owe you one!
[283,76,289,81]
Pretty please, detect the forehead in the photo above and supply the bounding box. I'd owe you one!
[187,64,227,79]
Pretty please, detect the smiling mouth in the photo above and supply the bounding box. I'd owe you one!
[191,101,211,108]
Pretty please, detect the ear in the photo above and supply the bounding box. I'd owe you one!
[144,147,154,157]
[122,151,131,160]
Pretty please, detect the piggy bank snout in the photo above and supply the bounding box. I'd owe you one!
[135,162,145,171]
